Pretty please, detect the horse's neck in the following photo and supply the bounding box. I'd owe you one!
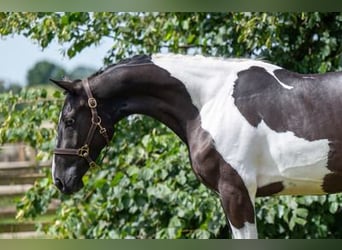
[93,62,200,143]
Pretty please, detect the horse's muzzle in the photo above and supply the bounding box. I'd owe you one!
[54,176,84,195]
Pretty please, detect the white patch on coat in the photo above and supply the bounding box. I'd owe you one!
[152,54,332,197]
[262,64,294,89]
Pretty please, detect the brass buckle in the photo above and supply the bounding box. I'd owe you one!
[88,98,97,108]
[78,145,89,158]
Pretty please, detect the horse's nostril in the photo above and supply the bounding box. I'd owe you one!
[54,178,64,191]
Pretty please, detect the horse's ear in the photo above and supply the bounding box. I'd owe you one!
[50,79,78,94]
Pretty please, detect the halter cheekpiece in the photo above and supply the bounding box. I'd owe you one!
[54,79,110,168]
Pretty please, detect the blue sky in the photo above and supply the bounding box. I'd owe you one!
[0,35,113,86]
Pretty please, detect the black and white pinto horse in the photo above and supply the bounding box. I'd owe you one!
[51,54,342,239]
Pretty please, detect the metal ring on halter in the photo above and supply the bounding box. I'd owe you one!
[88,97,97,108]
[92,116,101,125]
[78,145,90,158]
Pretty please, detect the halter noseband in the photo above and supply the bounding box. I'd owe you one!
[54,79,110,168]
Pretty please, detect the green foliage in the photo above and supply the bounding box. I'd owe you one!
[1,12,342,238]
[0,87,61,150]
[256,195,342,239]
[1,13,341,73]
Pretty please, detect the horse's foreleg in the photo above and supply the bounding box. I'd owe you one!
[218,166,257,239]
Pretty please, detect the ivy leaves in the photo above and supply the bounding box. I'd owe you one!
[1,13,341,73]
[0,87,61,153]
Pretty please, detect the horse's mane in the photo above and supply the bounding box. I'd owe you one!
[90,53,274,79]
[90,54,152,78]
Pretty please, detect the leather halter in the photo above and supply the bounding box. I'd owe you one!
[54,79,110,168]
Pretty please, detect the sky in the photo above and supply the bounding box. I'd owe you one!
[0,35,114,86]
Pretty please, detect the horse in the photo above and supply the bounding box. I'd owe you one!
[51,54,342,239]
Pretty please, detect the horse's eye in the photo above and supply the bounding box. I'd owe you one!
[65,118,75,127]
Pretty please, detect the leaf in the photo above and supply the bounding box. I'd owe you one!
[61,15,69,26]
[289,216,296,231]
[329,202,338,214]
[67,47,76,58]
[182,20,189,30]
[53,90,62,98]
[169,216,182,228]
[111,172,124,186]
[296,208,308,218]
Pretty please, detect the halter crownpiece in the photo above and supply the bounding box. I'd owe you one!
[54,78,110,168]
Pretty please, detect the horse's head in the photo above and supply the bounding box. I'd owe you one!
[51,78,113,194]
